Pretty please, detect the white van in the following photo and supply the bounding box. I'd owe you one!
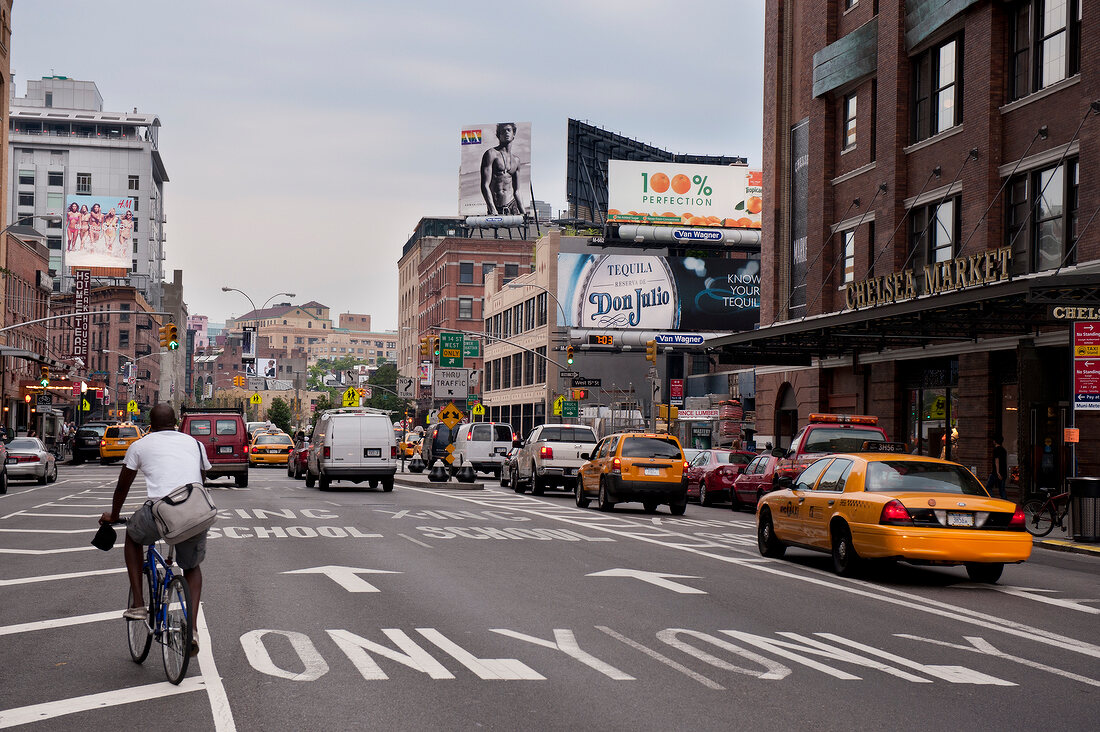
[306,408,397,491]
[450,422,516,477]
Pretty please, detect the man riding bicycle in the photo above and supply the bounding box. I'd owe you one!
[100,403,211,656]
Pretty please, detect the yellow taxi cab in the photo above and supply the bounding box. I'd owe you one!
[756,442,1030,583]
[577,432,689,515]
[249,431,294,466]
[398,432,422,458]
[98,423,144,464]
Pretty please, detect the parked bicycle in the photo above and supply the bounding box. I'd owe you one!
[1021,487,1069,537]
[106,522,193,684]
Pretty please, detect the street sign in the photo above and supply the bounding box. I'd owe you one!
[81,398,91,412]
[250,393,262,405]
[553,395,565,416]
[35,393,52,406]
[462,338,480,358]
[563,400,578,418]
[559,370,579,378]
[396,377,415,398]
[438,402,464,431]
[572,377,601,388]
[466,394,481,410]
[71,385,81,397]
[126,400,139,413]
[342,387,359,407]
[670,378,684,406]
[472,403,485,418]
[677,409,719,420]
[1074,322,1100,410]
[439,332,464,367]
[433,368,469,399]
[654,334,705,346]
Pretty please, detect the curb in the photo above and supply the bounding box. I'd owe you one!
[1033,538,1100,556]
[394,477,484,491]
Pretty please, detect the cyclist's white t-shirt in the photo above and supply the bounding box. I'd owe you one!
[123,430,211,499]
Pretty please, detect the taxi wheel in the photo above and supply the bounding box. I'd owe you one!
[597,479,615,512]
[668,501,687,516]
[831,525,861,576]
[757,510,786,558]
[964,562,1004,584]
[643,501,659,514]
[575,483,590,508]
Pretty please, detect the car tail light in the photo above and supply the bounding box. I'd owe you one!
[99,439,106,447]
[466,431,473,441]
[540,446,553,459]
[324,446,331,459]
[18,455,41,463]
[1008,507,1026,529]
[612,457,622,475]
[512,433,518,442]
[244,444,250,454]
[879,499,913,526]
[391,446,398,459]
[682,460,690,471]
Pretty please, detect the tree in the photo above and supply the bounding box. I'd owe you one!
[267,397,292,434]
[311,394,333,430]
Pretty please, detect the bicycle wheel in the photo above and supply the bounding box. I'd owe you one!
[1021,498,1054,537]
[161,575,193,684]
[126,574,154,663]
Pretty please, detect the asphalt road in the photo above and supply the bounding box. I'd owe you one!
[2,462,1098,731]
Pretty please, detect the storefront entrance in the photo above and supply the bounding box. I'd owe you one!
[903,359,959,460]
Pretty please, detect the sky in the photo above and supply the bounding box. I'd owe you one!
[11,1,765,330]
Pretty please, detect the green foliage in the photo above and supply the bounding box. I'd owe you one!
[267,397,293,434]
[311,394,334,430]
[366,363,400,412]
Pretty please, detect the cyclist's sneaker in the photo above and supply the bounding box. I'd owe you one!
[123,606,148,620]
[190,640,200,657]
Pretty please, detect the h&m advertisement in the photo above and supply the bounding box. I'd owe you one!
[557,253,760,332]
[65,195,136,271]
[606,161,762,228]
[459,122,532,217]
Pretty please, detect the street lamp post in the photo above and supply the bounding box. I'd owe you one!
[221,286,296,405]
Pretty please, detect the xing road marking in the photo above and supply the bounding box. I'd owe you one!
[586,568,707,594]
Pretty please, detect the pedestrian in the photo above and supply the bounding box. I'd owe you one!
[989,433,1008,500]
[100,403,211,656]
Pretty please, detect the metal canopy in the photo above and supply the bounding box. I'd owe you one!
[710,265,1100,366]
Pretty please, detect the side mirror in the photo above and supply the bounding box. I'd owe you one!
[770,448,787,458]
[580,452,590,461]
[777,476,794,490]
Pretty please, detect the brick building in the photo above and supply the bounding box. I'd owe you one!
[711,0,1099,496]
[1,227,51,429]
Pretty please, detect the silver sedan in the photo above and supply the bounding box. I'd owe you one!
[4,438,58,484]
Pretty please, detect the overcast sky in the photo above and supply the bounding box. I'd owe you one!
[11,1,765,330]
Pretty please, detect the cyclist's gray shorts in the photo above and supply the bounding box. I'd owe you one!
[127,502,207,570]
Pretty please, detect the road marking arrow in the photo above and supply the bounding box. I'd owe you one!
[282,565,401,593]
[586,568,706,594]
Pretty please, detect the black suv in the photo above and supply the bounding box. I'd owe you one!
[72,422,115,464]
[422,423,456,466]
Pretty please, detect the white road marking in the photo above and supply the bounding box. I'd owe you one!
[417,628,545,680]
[897,634,1100,687]
[0,678,205,728]
[282,565,401,593]
[0,567,125,588]
[595,625,724,689]
[0,528,98,534]
[399,533,433,548]
[0,545,115,555]
[196,602,238,731]
[491,629,635,680]
[986,585,1100,615]
[0,610,120,636]
[586,568,707,594]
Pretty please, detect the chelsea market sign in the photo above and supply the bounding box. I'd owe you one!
[845,246,1012,311]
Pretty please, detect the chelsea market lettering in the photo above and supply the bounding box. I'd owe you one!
[845,246,1012,310]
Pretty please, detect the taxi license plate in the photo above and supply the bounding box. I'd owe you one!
[365,448,381,458]
[947,512,973,527]
[218,445,233,454]
[644,468,660,477]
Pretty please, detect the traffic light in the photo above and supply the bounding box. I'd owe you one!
[166,323,179,350]
[419,336,430,357]
[233,375,245,387]
[39,366,49,387]
[566,345,574,365]
[158,324,169,348]
[432,336,440,357]
[645,339,657,363]
[572,389,589,400]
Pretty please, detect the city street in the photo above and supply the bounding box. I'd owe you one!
[2,462,1097,730]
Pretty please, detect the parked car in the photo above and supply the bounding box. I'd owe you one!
[398,432,422,459]
[306,408,397,491]
[422,423,458,466]
[288,437,310,479]
[4,437,58,484]
[450,422,516,477]
[98,424,144,465]
[731,453,784,510]
[0,440,7,494]
[180,405,250,487]
[577,432,689,515]
[757,449,1030,583]
[249,431,293,467]
[685,449,756,506]
[774,413,889,484]
[513,424,598,495]
[498,446,521,488]
[71,422,115,463]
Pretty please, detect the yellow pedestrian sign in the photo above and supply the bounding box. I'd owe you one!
[126,400,139,414]
[250,393,262,405]
[81,398,91,412]
[342,387,359,407]
[438,402,464,431]
[472,403,485,418]
[553,394,565,416]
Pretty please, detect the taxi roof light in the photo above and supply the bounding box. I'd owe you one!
[879,499,914,526]
[808,413,879,426]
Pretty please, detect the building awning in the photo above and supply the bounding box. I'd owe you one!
[708,264,1100,366]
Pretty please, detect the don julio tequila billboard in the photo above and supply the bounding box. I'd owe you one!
[557,253,760,332]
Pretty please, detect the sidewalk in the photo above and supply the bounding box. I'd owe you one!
[1033,523,1100,556]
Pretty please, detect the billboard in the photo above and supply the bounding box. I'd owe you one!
[607,161,762,228]
[247,358,278,378]
[557,253,760,332]
[459,123,532,217]
[64,195,136,270]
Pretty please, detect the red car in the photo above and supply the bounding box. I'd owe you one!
[287,439,310,480]
[685,450,756,506]
[731,453,784,511]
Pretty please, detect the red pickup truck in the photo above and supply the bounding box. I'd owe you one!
[772,414,889,484]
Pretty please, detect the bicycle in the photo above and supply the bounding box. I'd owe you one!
[1021,487,1069,537]
[108,522,193,684]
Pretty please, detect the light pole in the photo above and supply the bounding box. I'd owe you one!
[222,287,296,405]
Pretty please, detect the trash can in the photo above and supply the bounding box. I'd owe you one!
[1067,477,1100,543]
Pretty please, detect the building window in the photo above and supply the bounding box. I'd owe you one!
[1013,0,1080,99]
[1006,159,1078,272]
[502,357,511,389]
[18,170,34,186]
[502,309,511,339]
[482,263,495,282]
[512,353,522,387]
[503,263,519,284]
[459,262,474,284]
[18,192,34,208]
[458,297,473,319]
[118,304,130,323]
[45,91,53,107]
[47,237,62,251]
[47,171,63,187]
[524,298,535,330]
[512,304,523,334]
[911,35,961,142]
[842,230,856,283]
[524,351,534,386]
[909,196,959,272]
[536,346,546,384]
[845,0,858,8]
[536,293,548,326]
[76,173,92,193]
[119,330,130,347]
[842,93,857,149]
[128,175,140,191]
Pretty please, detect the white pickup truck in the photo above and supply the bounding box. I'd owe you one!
[513,424,598,495]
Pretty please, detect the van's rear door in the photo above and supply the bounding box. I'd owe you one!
[360,416,391,468]
[329,416,364,468]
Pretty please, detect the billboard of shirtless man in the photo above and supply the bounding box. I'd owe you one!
[459,122,531,217]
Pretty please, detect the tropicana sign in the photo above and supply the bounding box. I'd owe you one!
[845,245,1012,311]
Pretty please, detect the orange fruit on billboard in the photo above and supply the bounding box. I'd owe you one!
[650,173,670,193]
[671,174,691,195]
[746,196,763,214]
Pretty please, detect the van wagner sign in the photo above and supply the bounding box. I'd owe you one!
[845,246,1012,311]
